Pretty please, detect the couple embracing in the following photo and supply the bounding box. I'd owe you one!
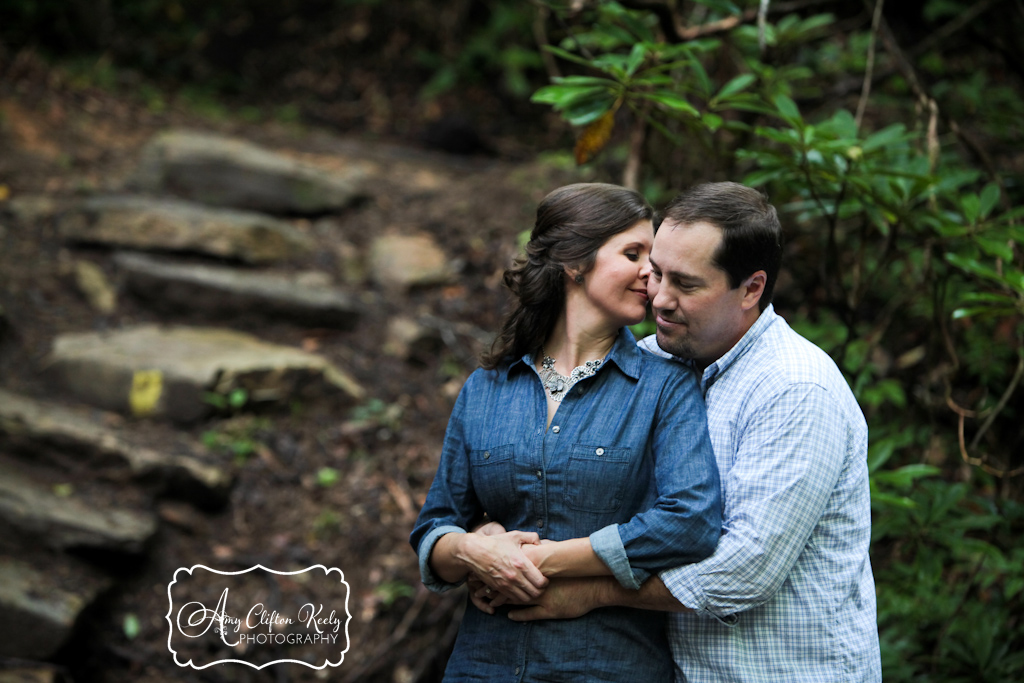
[410,182,882,682]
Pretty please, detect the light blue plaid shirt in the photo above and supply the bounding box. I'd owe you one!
[639,305,881,683]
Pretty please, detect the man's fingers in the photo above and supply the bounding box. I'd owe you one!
[507,606,546,622]
[469,591,495,615]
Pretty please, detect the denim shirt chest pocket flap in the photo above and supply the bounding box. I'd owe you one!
[469,444,515,515]
[564,444,632,513]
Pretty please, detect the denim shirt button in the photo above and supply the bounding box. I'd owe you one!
[536,470,543,479]
[536,519,544,528]
[483,451,490,459]
[514,666,521,675]
[595,447,605,456]
[552,426,560,433]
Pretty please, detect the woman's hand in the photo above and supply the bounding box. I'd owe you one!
[453,530,549,603]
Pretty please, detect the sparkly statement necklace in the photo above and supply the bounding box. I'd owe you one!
[539,353,603,402]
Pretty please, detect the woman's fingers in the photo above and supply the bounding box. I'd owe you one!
[458,532,549,599]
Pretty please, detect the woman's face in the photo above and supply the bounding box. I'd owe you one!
[571,219,654,330]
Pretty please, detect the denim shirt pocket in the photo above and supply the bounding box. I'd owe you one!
[469,443,516,517]
[563,444,632,513]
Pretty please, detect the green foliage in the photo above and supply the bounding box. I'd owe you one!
[374,580,416,606]
[533,2,1024,680]
[201,415,271,465]
[123,613,141,640]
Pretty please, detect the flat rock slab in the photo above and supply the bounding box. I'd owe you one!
[369,233,454,288]
[0,389,230,506]
[60,195,314,264]
[0,461,156,553]
[44,325,364,422]
[115,252,361,329]
[0,554,111,659]
[133,130,366,214]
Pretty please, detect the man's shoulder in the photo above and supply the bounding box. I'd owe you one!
[739,315,859,407]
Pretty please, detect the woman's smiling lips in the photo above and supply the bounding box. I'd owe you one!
[630,288,649,302]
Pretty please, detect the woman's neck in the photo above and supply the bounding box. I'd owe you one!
[542,315,618,373]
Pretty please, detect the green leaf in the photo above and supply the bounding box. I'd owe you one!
[861,124,909,153]
[625,42,646,76]
[542,45,599,70]
[640,91,700,117]
[317,467,340,487]
[124,613,141,640]
[702,112,723,131]
[228,388,248,409]
[772,93,801,123]
[961,193,981,224]
[564,95,618,126]
[952,305,1018,320]
[979,182,1001,218]
[715,73,756,101]
[873,464,942,488]
[531,84,608,107]
[976,236,1015,261]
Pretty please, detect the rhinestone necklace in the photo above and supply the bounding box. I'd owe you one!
[539,352,603,402]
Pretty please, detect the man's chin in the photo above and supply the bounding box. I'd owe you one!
[655,329,690,358]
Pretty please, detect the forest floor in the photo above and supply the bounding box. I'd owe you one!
[0,53,586,683]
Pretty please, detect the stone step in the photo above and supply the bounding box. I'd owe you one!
[43,324,364,422]
[59,195,314,264]
[0,460,156,553]
[114,252,361,329]
[0,553,111,660]
[0,389,230,506]
[368,233,455,289]
[132,129,366,215]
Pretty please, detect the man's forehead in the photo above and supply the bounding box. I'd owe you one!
[653,219,723,262]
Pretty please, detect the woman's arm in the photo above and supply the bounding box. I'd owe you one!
[409,378,549,600]
[521,538,610,578]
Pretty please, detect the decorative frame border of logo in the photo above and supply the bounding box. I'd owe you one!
[166,564,352,670]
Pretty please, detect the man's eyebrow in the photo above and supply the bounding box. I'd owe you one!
[649,256,704,284]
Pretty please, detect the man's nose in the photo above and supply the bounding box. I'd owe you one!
[649,280,671,311]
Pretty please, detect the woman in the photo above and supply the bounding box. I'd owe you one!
[410,183,721,682]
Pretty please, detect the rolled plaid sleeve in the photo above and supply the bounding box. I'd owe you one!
[660,383,848,618]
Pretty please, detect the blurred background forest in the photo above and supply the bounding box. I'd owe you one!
[1,0,1023,681]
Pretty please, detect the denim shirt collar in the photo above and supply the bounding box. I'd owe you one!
[499,327,642,381]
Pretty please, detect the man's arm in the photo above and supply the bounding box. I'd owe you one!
[473,575,690,619]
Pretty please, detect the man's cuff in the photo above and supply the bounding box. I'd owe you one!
[417,525,466,593]
[659,565,738,627]
[590,524,642,590]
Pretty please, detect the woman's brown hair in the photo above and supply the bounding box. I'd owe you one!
[480,183,653,370]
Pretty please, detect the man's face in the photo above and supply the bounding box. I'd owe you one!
[648,220,751,369]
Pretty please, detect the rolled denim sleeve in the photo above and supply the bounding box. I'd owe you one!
[409,382,480,593]
[590,523,640,589]
[608,368,723,588]
[659,384,847,617]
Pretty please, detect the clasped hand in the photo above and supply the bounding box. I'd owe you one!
[455,523,549,604]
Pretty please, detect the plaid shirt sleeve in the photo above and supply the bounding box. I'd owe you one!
[659,382,849,618]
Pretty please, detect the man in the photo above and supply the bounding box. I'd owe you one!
[492,182,881,682]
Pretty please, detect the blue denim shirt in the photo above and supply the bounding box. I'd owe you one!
[410,328,721,682]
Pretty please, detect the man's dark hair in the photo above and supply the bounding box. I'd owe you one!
[661,182,783,312]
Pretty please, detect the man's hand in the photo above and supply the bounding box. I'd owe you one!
[505,577,610,621]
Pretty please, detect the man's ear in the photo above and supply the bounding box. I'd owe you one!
[740,271,767,311]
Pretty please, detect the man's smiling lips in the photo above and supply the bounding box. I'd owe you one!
[655,313,685,328]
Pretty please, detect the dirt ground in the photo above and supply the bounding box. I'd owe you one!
[0,52,587,682]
